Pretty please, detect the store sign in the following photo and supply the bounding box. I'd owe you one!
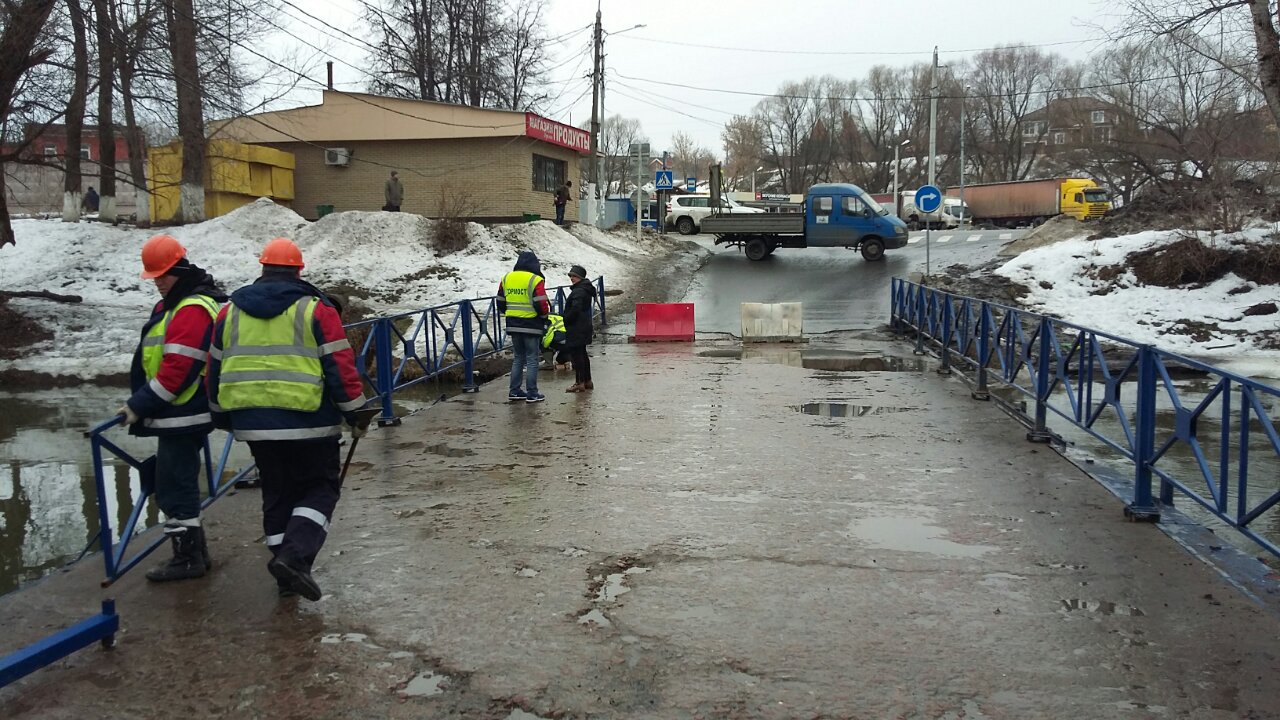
[525,113,590,154]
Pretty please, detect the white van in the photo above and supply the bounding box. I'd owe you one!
[665,194,765,235]
[899,192,970,230]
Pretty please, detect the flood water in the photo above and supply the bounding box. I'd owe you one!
[0,383,451,595]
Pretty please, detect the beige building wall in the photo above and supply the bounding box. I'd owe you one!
[264,137,578,222]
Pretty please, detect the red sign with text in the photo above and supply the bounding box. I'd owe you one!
[525,113,590,155]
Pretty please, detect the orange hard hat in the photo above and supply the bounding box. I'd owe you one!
[259,237,304,268]
[140,234,187,279]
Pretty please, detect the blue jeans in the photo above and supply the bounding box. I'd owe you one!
[509,333,541,395]
[555,203,566,225]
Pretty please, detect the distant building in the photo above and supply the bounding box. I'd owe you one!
[5,122,143,163]
[1,123,146,216]
[210,90,588,222]
[1021,97,1120,150]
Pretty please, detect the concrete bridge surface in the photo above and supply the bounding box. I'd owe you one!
[2,331,1278,719]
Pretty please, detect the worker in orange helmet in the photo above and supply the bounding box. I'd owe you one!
[206,237,369,601]
[121,234,227,582]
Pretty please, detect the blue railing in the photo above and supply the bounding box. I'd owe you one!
[891,278,1280,558]
[1,276,607,688]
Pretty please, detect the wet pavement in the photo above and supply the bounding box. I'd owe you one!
[3,331,1280,719]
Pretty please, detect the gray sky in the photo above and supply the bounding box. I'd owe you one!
[296,0,1118,156]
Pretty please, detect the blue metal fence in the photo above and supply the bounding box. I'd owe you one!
[0,276,607,688]
[891,278,1280,558]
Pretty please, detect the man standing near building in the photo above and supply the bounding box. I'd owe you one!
[496,250,549,403]
[121,234,225,582]
[82,186,100,214]
[206,237,369,601]
[554,179,572,225]
[384,170,404,212]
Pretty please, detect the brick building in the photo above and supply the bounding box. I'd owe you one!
[210,91,588,222]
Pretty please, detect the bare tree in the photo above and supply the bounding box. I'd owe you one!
[164,0,205,222]
[599,114,645,194]
[967,46,1060,182]
[0,0,60,248]
[114,0,161,227]
[720,114,763,190]
[92,0,116,222]
[62,0,89,221]
[752,77,839,193]
[669,130,715,185]
[501,0,546,109]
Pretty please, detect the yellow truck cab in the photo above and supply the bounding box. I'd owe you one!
[1060,179,1111,221]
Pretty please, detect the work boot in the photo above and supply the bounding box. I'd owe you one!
[565,384,583,393]
[276,579,299,599]
[198,525,213,570]
[583,381,594,391]
[268,556,322,602]
[145,524,207,582]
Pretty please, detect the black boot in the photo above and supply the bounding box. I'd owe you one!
[145,525,207,582]
[198,526,213,570]
[267,556,322,601]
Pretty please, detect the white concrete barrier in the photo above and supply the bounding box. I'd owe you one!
[740,302,806,343]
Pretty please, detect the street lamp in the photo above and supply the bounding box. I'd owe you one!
[751,165,765,195]
[959,84,971,226]
[892,139,910,217]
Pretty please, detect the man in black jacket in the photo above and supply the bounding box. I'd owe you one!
[562,264,595,392]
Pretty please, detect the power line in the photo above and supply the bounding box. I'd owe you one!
[612,34,1109,57]
[607,84,722,128]
[608,72,737,116]
[611,63,1256,103]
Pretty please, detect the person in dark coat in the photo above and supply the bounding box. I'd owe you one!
[562,264,595,392]
[553,180,571,225]
[82,186,100,213]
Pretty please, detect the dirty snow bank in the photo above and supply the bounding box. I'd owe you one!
[0,199,686,379]
[994,227,1280,375]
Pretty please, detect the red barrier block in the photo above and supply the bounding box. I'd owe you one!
[630,303,695,342]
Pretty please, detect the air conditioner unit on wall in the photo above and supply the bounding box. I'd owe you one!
[324,147,351,167]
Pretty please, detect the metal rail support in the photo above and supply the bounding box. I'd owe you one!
[1026,316,1053,443]
[0,601,118,688]
[972,306,991,401]
[1126,344,1162,521]
[460,301,478,393]
[373,318,401,427]
[937,297,953,376]
[913,284,927,356]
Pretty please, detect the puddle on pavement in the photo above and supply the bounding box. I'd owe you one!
[795,402,916,417]
[593,566,650,602]
[847,516,997,558]
[1060,598,1146,616]
[401,670,449,697]
[698,348,926,373]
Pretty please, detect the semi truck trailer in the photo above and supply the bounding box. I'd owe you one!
[946,178,1110,228]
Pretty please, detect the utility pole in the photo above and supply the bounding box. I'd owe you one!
[588,2,602,224]
[928,45,938,188]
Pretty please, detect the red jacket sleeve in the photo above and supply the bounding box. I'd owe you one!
[533,279,549,316]
[312,302,367,415]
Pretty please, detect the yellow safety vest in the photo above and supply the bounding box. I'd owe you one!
[542,314,565,349]
[140,294,220,405]
[217,297,324,412]
[503,270,543,318]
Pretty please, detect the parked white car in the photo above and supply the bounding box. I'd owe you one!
[665,195,764,235]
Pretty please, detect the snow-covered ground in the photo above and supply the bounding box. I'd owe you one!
[0,199,676,379]
[995,226,1280,380]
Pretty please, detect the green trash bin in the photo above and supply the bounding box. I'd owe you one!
[316,204,335,218]
[522,212,541,223]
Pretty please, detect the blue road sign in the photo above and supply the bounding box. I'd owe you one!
[655,171,674,189]
[915,184,942,214]
[686,177,697,192]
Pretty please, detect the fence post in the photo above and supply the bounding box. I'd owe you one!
[890,279,903,336]
[913,283,927,356]
[1126,344,1161,521]
[937,294,953,375]
[973,303,991,401]
[597,276,607,326]
[373,318,401,427]
[89,435,117,581]
[460,300,478,393]
[1026,316,1053,443]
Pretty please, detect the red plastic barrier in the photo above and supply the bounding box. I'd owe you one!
[630,303,695,342]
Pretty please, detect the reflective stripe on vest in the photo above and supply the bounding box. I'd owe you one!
[542,314,565,349]
[503,270,543,318]
[218,297,324,412]
[141,294,220,406]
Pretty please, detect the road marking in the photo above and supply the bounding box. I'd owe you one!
[936,235,952,243]
[999,232,1013,240]
[907,236,921,244]
[966,234,983,242]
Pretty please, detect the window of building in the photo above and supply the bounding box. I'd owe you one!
[1094,127,1112,143]
[1022,121,1043,137]
[1053,131,1066,145]
[1091,110,1106,125]
[532,154,566,193]
[80,145,91,160]
[43,145,56,156]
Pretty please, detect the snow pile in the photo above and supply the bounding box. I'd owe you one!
[998,215,1087,257]
[0,200,667,379]
[994,227,1280,373]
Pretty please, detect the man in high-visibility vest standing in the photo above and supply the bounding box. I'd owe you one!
[496,250,550,403]
[206,238,368,601]
[120,234,226,582]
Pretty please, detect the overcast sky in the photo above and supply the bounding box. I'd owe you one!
[295,0,1119,157]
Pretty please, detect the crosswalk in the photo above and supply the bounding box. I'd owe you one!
[906,232,1014,245]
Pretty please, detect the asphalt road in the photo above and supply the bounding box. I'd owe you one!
[680,228,1028,334]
